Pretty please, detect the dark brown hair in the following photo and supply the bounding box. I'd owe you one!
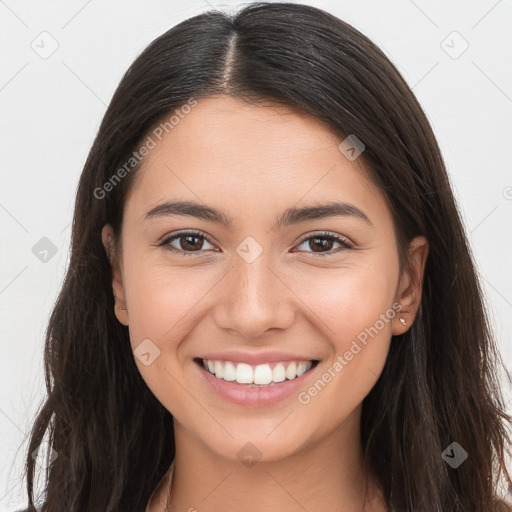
[19,2,511,511]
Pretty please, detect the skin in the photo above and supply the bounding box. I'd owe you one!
[102,95,429,512]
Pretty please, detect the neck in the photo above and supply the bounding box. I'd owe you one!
[153,406,386,512]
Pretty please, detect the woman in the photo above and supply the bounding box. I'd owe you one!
[18,2,511,511]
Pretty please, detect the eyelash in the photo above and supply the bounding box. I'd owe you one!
[157,230,354,257]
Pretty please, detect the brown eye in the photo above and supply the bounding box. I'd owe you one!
[159,231,216,256]
[294,232,353,255]
[176,234,205,251]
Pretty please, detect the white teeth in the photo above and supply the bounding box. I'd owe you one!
[214,361,224,379]
[202,359,315,385]
[296,361,309,376]
[253,364,273,385]
[285,361,297,380]
[272,363,286,383]
[223,361,236,381]
[235,363,253,384]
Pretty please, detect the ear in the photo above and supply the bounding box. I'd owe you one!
[101,224,129,326]
[392,235,429,335]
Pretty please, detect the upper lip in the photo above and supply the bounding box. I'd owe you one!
[197,351,317,366]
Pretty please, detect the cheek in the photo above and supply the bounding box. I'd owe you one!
[121,260,224,412]
[296,257,399,417]
[305,260,399,343]
[298,254,399,406]
[122,254,218,346]
[122,263,202,413]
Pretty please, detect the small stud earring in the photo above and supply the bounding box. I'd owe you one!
[399,317,407,326]
[113,292,127,312]
[114,301,127,312]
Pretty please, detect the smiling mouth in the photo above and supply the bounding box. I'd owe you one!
[194,357,319,387]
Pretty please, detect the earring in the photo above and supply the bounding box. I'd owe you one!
[114,302,128,326]
[114,302,127,312]
[399,317,407,326]
[113,290,127,311]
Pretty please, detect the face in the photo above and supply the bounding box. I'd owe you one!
[102,95,427,464]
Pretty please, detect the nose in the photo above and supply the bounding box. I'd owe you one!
[212,251,296,339]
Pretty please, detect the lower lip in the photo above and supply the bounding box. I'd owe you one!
[194,359,320,408]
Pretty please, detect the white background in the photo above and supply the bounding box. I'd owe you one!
[1,0,511,509]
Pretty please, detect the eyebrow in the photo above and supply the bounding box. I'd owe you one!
[143,200,373,228]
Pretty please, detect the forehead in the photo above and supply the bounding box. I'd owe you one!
[124,95,389,228]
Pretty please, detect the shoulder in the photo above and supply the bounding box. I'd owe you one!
[496,496,512,511]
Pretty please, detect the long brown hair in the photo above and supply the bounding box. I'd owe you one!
[20,2,511,511]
